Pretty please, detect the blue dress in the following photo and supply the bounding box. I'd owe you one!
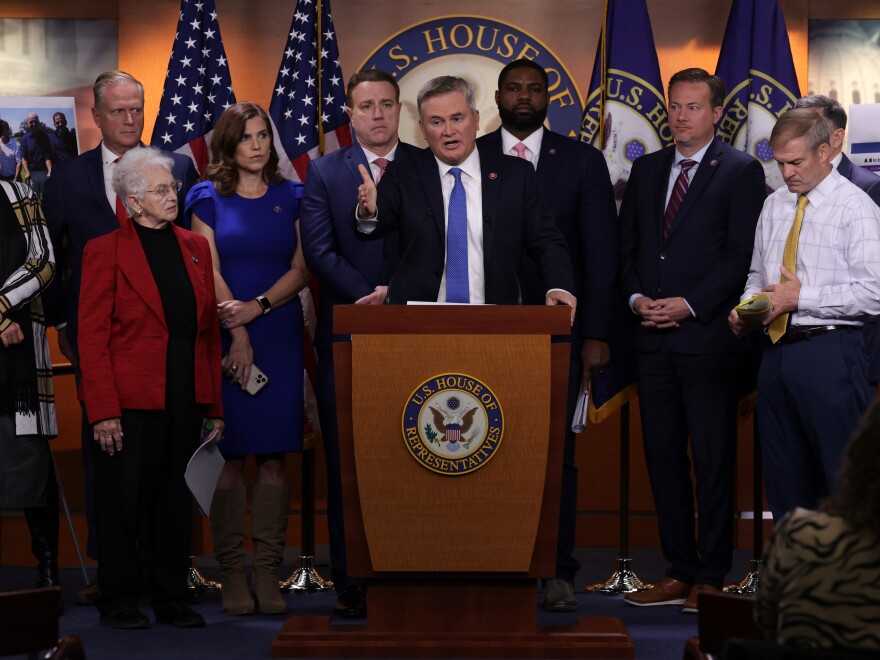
[185,180,304,456]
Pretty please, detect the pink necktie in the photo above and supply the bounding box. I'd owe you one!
[512,143,528,159]
[373,157,389,184]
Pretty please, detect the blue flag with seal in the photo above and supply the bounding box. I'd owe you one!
[579,0,670,423]
[715,0,801,191]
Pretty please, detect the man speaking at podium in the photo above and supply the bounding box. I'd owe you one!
[353,75,575,314]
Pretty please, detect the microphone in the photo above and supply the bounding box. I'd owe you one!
[384,208,435,304]
[483,214,522,305]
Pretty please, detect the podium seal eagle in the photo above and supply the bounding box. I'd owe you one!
[402,373,504,476]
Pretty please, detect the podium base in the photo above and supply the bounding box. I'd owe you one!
[270,615,634,659]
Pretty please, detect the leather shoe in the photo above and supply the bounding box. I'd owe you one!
[99,607,151,630]
[334,586,366,619]
[542,578,577,612]
[682,583,723,614]
[624,577,691,607]
[154,602,206,628]
[74,579,102,606]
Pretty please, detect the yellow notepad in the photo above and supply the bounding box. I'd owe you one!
[735,294,771,319]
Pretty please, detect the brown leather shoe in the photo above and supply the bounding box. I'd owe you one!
[681,583,722,614]
[74,579,102,606]
[624,577,691,607]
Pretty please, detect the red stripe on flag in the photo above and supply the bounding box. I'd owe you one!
[335,124,353,148]
[189,136,209,174]
[292,153,311,182]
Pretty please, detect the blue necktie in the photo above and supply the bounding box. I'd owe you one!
[445,167,470,303]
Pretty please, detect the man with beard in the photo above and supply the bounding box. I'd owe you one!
[477,59,617,612]
[50,112,78,162]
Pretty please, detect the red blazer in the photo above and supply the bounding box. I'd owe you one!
[78,217,223,423]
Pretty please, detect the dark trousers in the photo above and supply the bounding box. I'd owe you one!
[636,342,737,588]
[316,348,364,591]
[758,328,868,521]
[553,346,582,583]
[92,338,201,611]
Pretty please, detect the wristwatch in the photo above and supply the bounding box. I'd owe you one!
[254,295,272,315]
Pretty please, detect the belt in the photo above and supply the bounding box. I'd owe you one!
[774,325,852,345]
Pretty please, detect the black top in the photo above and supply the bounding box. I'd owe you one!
[134,221,197,340]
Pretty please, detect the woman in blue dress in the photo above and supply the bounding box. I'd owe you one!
[186,102,309,616]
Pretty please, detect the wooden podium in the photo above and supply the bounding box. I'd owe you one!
[271,306,633,659]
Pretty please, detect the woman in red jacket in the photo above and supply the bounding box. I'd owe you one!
[78,147,224,630]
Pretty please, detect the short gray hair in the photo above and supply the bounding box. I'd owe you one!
[112,147,174,216]
[770,107,831,153]
[94,70,144,109]
[417,76,477,117]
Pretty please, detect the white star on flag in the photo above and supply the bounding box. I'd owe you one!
[150,0,236,173]
[267,0,351,182]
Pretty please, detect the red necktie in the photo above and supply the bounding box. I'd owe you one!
[115,195,127,224]
[512,142,528,159]
[663,159,696,240]
[373,157,389,184]
[112,156,126,224]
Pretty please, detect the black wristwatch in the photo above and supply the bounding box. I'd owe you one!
[254,295,272,315]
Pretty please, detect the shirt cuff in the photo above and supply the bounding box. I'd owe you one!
[798,285,818,314]
[355,207,378,233]
[628,293,643,314]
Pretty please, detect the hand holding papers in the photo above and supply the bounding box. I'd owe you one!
[735,294,771,324]
[185,425,225,516]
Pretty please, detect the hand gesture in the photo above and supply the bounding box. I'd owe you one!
[356,164,377,218]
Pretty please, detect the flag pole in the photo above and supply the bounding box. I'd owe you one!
[279,0,333,594]
[584,1,649,597]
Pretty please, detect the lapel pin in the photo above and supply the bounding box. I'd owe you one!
[192,256,199,264]
[274,204,282,213]
[489,172,497,180]
[549,148,557,155]
[710,159,718,167]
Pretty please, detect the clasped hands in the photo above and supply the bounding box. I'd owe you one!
[634,296,691,328]
[728,266,800,337]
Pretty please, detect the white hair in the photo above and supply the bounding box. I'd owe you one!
[112,148,175,217]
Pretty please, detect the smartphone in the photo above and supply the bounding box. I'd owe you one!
[244,363,269,395]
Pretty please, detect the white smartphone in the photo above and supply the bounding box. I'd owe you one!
[244,363,269,395]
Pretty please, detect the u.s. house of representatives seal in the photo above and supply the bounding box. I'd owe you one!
[402,373,504,476]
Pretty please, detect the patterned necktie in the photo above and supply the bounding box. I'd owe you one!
[113,157,126,223]
[512,142,528,159]
[445,167,470,303]
[663,158,697,240]
[768,194,810,344]
[373,157,389,184]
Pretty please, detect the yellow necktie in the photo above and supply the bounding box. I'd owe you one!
[768,194,809,343]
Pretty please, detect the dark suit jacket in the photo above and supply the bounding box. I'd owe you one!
[359,142,573,304]
[42,144,198,355]
[477,128,617,340]
[838,153,880,205]
[619,137,767,354]
[77,218,222,423]
[839,152,880,382]
[300,141,417,351]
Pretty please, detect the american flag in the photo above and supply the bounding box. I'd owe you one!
[150,0,237,173]
[268,0,352,182]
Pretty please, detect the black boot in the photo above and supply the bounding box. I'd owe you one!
[23,462,60,589]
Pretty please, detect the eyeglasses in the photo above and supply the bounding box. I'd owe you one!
[146,181,182,197]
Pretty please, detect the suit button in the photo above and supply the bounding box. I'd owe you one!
[659,252,666,260]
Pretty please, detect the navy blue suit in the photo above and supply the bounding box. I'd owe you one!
[477,127,617,582]
[619,137,766,587]
[838,153,880,383]
[299,141,416,590]
[361,142,573,303]
[42,143,197,558]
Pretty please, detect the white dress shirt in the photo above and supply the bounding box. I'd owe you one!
[435,149,485,304]
[361,142,399,180]
[500,127,542,170]
[742,168,880,326]
[100,142,122,213]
